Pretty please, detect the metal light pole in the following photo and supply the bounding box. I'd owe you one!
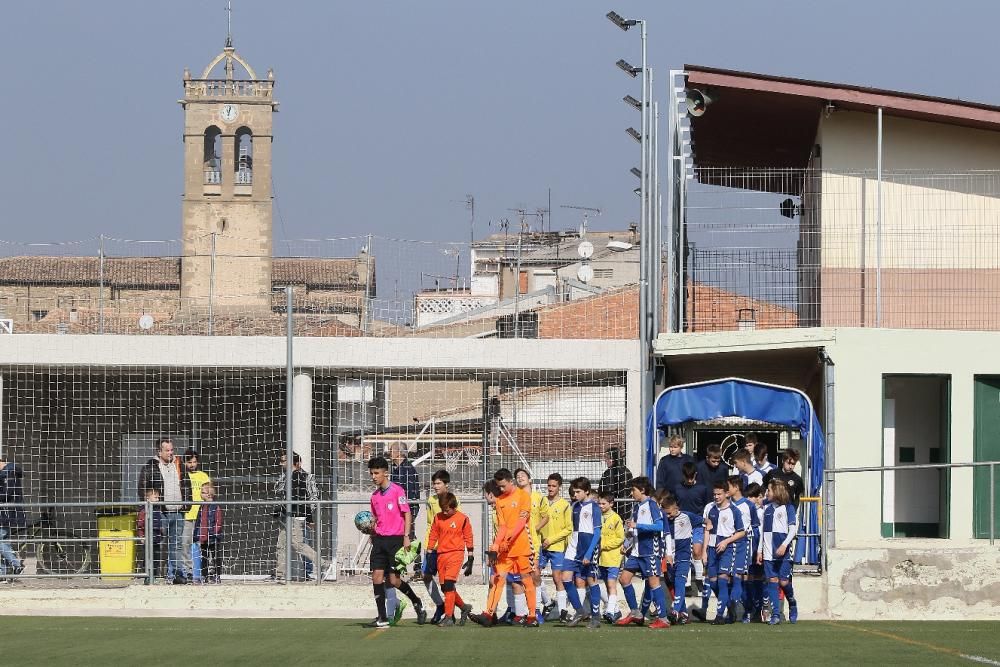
[608,10,654,475]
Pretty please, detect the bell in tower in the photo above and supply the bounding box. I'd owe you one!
[179,34,277,314]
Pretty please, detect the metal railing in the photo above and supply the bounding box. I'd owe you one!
[822,460,1000,570]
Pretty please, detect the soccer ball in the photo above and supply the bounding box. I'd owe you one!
[354,510,375,534]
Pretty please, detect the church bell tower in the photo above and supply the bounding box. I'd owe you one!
[180,34,276,312]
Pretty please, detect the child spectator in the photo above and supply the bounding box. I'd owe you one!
[763,448,805,507]
[137,488,166,582]
[732,449,763,490]
[425,491,474,627]
[196,482,224,583]
[757,479,798,625]
[596,491,624,622]
[697,443,730,489]
[655,435,694,496]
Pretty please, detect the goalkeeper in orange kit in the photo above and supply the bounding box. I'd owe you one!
[471,468,538,627]
[426,492,475,627]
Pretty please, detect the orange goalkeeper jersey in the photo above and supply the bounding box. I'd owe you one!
[494,487,533,557]
[427,510,474,554]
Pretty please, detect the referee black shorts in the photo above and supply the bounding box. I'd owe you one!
[370,534,404,574]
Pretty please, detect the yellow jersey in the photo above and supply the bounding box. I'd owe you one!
[425,492,461,547]
[529,490,549,550]
[185,470,211,521]
[598,509,625,567]
[540,496,572,553]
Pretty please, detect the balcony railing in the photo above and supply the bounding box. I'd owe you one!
[204,170,221,185]
[184,79,274,101]
[235,169,252,185]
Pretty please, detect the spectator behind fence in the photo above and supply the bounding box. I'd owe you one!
[273,452,320,580]
[655,435,694,496]
[0,455,26,579]
[183,449,212,583]
[388,444,420,536]
[137,488,166,580]
[196,482,224,583]
[137,438,192,584]
[598,447,634,518]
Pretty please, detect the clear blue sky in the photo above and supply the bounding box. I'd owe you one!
[1,0,994,245]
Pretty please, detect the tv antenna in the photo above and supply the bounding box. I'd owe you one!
[560,205,602,237]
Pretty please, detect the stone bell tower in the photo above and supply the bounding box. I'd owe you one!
[179,37,276,312]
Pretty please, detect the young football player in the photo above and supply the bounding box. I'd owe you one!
[732,449,763,490]
[726,475,758,623]
[539,473,571,621]
[560,477,603,629]
[515,467,550,621]
[423,469,459,623]
[660,495,695,625]
[744,482,766,622]
[704,481,746,625]
[758,479,798,625]
[754,443,776,477]
[615,476,670,630]
[597,491,624,622]
[425,492,475,627]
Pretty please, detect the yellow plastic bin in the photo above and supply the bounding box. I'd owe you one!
[96,508,137,581]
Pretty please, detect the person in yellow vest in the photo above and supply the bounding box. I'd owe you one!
[423,469,460,624]
[183,449,212,584]
[514,468,550,619]
[539,472,572,621]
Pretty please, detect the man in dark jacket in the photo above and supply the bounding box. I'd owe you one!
[273,452,320,580]
[0,455,26,578]
[598,447,634,518]
[655,434,694,496]
[137,438,192,584]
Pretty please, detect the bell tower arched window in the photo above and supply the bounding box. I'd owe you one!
[235,127,253,185]
[203,126,222,185]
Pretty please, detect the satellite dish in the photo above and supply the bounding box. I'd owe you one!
[138,315,154,330]
[606,240,633,252]
[577,265,594,283]
[577,241,594,259]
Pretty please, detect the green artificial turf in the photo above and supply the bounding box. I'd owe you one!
[2,617,998,666]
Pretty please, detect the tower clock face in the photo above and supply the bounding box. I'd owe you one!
[220,104,239,123]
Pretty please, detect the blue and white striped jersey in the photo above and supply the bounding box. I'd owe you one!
[755,461,776,477]
[732,497,758,542]
[740,469,764,490]
[564,499,602,562]
[667,511,693,562]
[759,502,798,561]
[704,501,745,547]
[627,497,664,558]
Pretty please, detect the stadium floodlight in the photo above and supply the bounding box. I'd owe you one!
[633,187,641,196]
[623,94,642,110]
[606,11,637,31]
[630,167,642,178]
[616,59,640,78]
[626,127,642,143]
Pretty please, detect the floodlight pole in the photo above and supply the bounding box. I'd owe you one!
[638,22,655,477]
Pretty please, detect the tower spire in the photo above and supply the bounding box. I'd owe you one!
[225,0,233,48]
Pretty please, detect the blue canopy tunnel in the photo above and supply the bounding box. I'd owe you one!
[646,377,825,565]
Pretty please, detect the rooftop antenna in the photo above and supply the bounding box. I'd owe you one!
[225,0,233,48]
[560,205,602,237]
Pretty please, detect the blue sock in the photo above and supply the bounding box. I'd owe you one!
[717,578,730,617]
[650,586,668,619]
[623,583,638,611]
[701,579,713,612]
[731,577,744,611]
[767,581,780,616]
[565,583,582,612]
[589,584,602,616]
[781,581,796,606]
[640,586,651,616]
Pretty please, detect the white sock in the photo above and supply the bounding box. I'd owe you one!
[425,578,444,606]
[608,594,618,613]
[539,582,551,605]
[600,585,609,604]
[385,587,399,617]
[693,559,704,581]
[557,590,567,612]
[515,593,528,616]
[505,583,516,612]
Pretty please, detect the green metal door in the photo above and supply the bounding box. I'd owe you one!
[973,376,1000,539]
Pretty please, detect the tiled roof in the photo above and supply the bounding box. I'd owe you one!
[0,256,372,290]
